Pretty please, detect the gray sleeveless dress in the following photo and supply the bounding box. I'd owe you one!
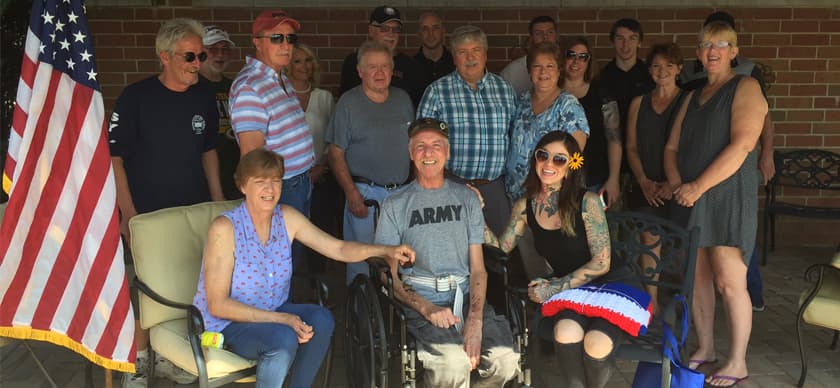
[676,75,758,264]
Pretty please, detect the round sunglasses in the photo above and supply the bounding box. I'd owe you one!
[173,51,208,63]
[534,148,569,167]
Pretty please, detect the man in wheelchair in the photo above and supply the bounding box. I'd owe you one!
[374,118,520,387]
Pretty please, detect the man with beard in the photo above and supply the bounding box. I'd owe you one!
[199,25,240,199]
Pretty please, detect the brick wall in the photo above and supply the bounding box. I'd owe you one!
[86,4,840,247]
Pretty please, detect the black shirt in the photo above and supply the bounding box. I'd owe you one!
[339,51,426,107]
[109,76,218,214]
[598,59,655,138]
[198,74,241,200]
[413,47,455,91]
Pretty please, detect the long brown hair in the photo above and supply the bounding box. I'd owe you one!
[523,131,586,236]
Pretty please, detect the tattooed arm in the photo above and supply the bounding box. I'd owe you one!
[484,197,528,254]
[528,192,611,303]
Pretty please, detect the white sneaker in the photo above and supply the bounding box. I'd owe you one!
[122,354,148,388]
[154,356,197,384]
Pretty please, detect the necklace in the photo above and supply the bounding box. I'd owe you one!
[293,82,311,94]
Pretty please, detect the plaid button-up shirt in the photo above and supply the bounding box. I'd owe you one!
[417,71,516,180]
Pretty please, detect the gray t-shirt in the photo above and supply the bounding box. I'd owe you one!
[326,86,414,185]
[375,180,485,281]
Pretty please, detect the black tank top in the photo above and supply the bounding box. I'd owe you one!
[526,195,591,278]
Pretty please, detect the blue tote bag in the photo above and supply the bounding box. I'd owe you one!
[631,295,704,388]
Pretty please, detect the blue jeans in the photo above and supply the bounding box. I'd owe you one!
[344,183,392,285]
[746,243,764,308]
[221,303,334,388]
[280,171,312,271]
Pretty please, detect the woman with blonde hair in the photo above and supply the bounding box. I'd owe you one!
[285,43,341,273]
[664,21,767,386]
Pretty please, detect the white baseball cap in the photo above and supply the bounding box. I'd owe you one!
[203,26,235,47]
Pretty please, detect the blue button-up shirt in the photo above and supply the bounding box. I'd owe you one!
[417,71,516,180]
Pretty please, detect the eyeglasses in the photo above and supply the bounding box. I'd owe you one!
[698,40,731,49]
[173,51,207,63]
[531,63,558,72]
[534,149,569,167]
[255,33,299,45]
[376,25,402,34]
[565,50,591,62]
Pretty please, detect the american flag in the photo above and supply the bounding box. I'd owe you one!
[0,0,135,373]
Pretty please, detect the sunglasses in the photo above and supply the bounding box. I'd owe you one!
[697,40,731,49]
[376,25,402,34]
[174,51,207,63]
[565,50,591,62]
[534,149,569,167]
[255,33,299,45]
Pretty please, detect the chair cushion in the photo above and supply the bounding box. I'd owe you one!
[800,264,840,331]
[150,319,255,379]
[131,200,241,328]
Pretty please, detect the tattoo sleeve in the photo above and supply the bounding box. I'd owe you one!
[535,194,611,302]
[605,123,622,144]
[487,200,527,254]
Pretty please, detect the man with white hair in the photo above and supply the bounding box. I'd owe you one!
[328,40,414,285]
[109,18,222,387]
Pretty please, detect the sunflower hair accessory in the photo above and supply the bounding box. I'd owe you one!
[568,152,584,170]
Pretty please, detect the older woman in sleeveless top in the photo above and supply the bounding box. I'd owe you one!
[193,149,414,387]
[663,22,767,386]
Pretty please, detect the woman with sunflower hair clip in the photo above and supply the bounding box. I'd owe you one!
[485,131,644,388]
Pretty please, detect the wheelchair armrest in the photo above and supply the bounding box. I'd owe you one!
[293,271,330,306]
[367,256,393,275]
[482,244,509,276]
[133,277,206,335]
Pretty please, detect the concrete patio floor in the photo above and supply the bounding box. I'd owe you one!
[2,245,839,388]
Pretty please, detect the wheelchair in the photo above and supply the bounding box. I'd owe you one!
[343,200,532,388]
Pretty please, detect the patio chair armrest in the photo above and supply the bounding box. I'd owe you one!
[134,277,206,334]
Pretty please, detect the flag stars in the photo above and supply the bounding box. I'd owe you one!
[80,50,92,62]
[73,30,86,43]
[39,43,46,54]
[67,12,79,23]
[59,38,71,50]
[55,20,65,32]
[66,58,76,70]
[50,32,56,42]
[42,11,54,25]
[86,69,97,81]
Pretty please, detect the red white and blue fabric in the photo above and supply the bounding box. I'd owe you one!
[541,282,653,337]
[0,0,134,373]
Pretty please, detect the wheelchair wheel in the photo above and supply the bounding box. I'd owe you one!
[344,275,388,388]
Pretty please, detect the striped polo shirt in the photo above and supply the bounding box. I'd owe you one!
[230,56,315,178]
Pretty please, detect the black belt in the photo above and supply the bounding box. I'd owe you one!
[352,176,404,190]
[444,170,496,186]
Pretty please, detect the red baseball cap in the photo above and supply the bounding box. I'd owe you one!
[252,10,301,35]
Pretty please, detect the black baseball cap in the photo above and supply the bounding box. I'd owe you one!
[408,118,449,138]
[370,6,402,26]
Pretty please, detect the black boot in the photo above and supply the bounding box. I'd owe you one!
[583,352,614,388]
[554,342,586,388]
